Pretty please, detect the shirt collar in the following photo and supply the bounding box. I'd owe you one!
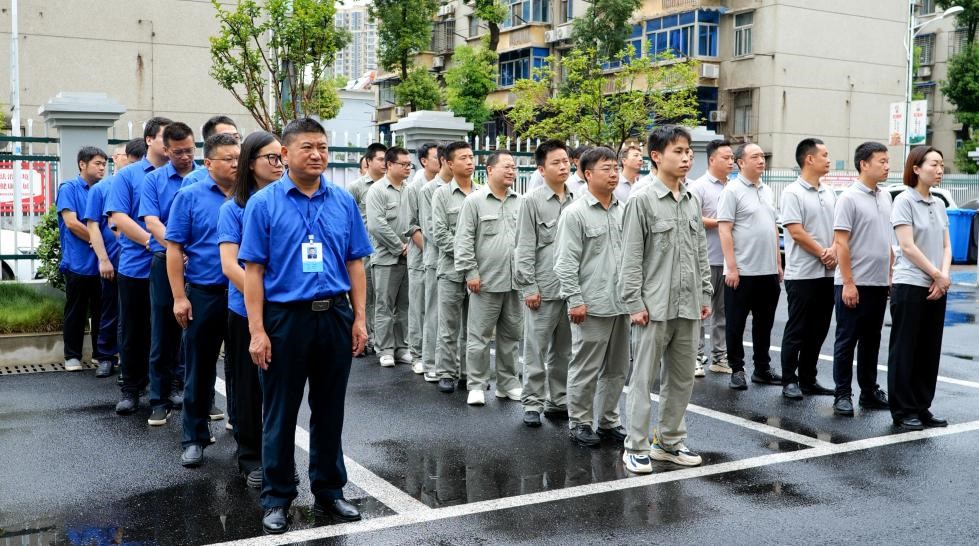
[651,176,691,201]
[164,162,188,182]
[483,186,517,202]
[542,182,572,202]
[449,178,474,195]
[582,189,619,208]
[795,176,825,192]
[738,174,762,188]
[852,181,879,195]
[282,173,329,198]
[906,187,935,204]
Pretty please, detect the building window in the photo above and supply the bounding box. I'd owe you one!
[732,90,752,135]
[917,0,937,15]
[378,82,396,107]
[645,10,719,59]
[734,11,753,57]
[498,46,549,87]
[431,19,455,52]
[469,15,481,37]
[951,27,969,56]
[503,0,549,28]
[559,0,572,23]
[915,33,936,65]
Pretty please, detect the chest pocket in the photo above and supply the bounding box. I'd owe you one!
[583,224,605,254]
[480,214,500,236]
[649,220,675,250]
[385,201,399,221]
[538,218,557,247]
[446,207,461,234]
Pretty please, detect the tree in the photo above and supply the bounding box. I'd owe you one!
[394,67,443,111]
[508,48,701,153]
[208,0,350,132]
[445,45,499,134]
[943,41,979,170]
[464,0,507,51]
[938,0,979,43]
[571,0,642,60]
[369,0,443,111]
[311,80,343,120]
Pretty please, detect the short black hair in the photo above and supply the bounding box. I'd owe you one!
[143,116,172,140]
[202,115,238,139]
[570,145,592,161]
[281,117,327,146]
[444,141,472,161]
[204,133,240,159]
[417,142,439,164]
[163,122,195,146]
[384,146,410,164]
[534,139,569,167]
[486,150,513,168]
[853,141,888,174]
[364,142,387,162]
[77,146,107,165]
[795,138,825,169]
[733,142,759,164]
[125,138,146,159]
[646,125,692,155]
[705,139,732,159]
[579,146,618,181]
[436,143,447,162]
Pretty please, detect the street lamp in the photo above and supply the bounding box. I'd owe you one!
[904,2,964,164]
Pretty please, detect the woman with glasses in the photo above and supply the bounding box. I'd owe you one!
[887,145,952,432]
[217,131,285,487]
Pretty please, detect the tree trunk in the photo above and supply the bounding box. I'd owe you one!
[488,22,500,52]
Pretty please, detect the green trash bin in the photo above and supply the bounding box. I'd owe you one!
[947,208,976,264]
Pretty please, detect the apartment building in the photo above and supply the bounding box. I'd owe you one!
[332,2,378,83]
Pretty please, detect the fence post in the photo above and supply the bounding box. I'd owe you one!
[390,111,473,170]
[39,92,125,182]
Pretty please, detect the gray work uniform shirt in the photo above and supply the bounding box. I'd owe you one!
[891,187,949,288]
[346,174,379,226]
[454,187,521,292]
[420,177,448,269]
[432,179,480,282]
[405,175,433,271]
[717,175,779,276]
[780,177,837,280]
[833,182,893,287]
[690,172,727,266]
[365,177,411,266]
[514,183,577,300]
[553,190,628,317]
[620,177,712,320]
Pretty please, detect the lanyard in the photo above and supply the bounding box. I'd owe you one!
[285,183,328,241]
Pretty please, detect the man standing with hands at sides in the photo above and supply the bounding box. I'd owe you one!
[239,118,372,534]
[514,139,574,427]
[615,145,643,203]
[165,133,240,468]
[431,141,478,394]
[404,143,440,374]
[455,151,523,406]
[106,116,172,415]
[620,126,711,473]
[366,146,415,368]
[689,140,734,378]
[554,147,630,447]
[418,146,451,382]
[831,142,892,416]
[717,143,783,390]
[346,142,387,357]
[779,138,838,400]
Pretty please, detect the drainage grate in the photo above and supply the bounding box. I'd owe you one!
[0,360,99,375]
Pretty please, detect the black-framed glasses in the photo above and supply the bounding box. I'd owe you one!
[169,147,196,158]
[390,161,413,169]
[254,153,282,166]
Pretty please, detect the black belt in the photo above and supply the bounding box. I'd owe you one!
[153,251,167,259]
[272,295,348,312]
[188,283,228,295]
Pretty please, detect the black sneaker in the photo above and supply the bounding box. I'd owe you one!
[859,388,889,409]
[94,360,115,378]
[569,424,600,447]
[115,394,138,415]
[437,377,455,393]
[523,410,542,428]
[209,405,225,421]
[782,382,803,400]
[543,404,568,419]
[246,468,263,489]
[147,406,171,426]
[833,395,855,417]
[730,370,748,390]
[597,425,627,441]
[751,369,782,385]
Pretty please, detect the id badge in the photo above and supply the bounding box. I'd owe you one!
[302,242,324,273]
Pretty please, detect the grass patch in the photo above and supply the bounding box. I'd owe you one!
[0,282,63,334]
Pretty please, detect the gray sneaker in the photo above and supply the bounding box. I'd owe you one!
[730,370,747,390]
[64,358,83,372]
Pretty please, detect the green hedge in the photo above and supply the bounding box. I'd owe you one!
[0,282,63,334]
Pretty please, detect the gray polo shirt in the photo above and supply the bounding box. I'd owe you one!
[780,177,837,280]
[891,187,949,288]
[404,175,432,271]
[553,191,628,317]
[513,183,577,300]
[420,176,449,269]
[716,175,779,276]
[834,181,893,287]
[614,174,637,203]
[431,179,480,282]
[454,187,521,292]
[365,177,411,266]
[690,172,727,266]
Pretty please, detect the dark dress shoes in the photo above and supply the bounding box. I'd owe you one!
[597,425,627,441]
[782,383,803,400]
[314,498,362,522]
[800,381,834,396]
[523,410,542,427]
[115,395,138,415]
[262,506,290,534]
[180,444,204,467]
[833,395,854,417]
[893,417,924,431]
[94,360,115,378]
[751,369,782,385]
[570,424,600,447]
[920,413,948,428]
[858,388,889,409]
[437,377,455,393]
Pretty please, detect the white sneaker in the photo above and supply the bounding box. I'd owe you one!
[225,421,234,431]
[411,360,424,374]
[379,355,395,367]
[396,353,413,365]
[423,372,440,383]
[650,440,702,466]
[467,389,485,406]
[495,387,522,401]
[709,358,733,374]
[622,452,653,474]
[64,358,83,372]
[694,363,706,378]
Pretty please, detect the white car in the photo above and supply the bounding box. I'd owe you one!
[0,228,40,280]
[880,183,958,209]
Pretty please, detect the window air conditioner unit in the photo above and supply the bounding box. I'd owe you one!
[917,66,932,78]
[433,55,445,68]
[438,4,454,16]
[394,106,407,117]
[708,110,727,122]
[545,30,558,43]
[700,63,720,79]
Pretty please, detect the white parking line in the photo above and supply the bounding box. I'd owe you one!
[205,420,979,546]
[213,377,431,515]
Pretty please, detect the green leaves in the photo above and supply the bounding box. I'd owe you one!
[445,46,499,134]
[33,206,63,292]
[394,67,443,111]
[369,0,439,79]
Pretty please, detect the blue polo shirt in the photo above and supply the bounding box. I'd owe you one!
[139,162,190,253]
[165,175,232,286]
[239,174,373,303]
[217,199,247,317]
[82,175,120,267]
[105,158,157,279]
[56,176,98,276]
[180,165,209,189]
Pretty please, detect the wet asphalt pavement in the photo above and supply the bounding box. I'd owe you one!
[1,270,977,545]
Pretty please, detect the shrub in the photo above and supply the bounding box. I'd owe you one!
[0,282,63,334]
[34,205,64,291]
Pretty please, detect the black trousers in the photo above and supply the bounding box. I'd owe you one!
[227,310,263,474]
[148,254,183,409]
[96,275,119,364]
[181,285,228,448]
[63,271,103,361]
[724,274,780,373]
[780,277,834,385]
[832,285,888,397]
[117,274,150,396]
[260,299,353,509]
[888,284,946,421]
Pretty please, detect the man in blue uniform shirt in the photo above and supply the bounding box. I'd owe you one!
[180,115,240,188]
[140,122,199,427]
[239,118,371,534]
[165,133,240,468]
[105,116,172,415]
[57,147,109,372]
